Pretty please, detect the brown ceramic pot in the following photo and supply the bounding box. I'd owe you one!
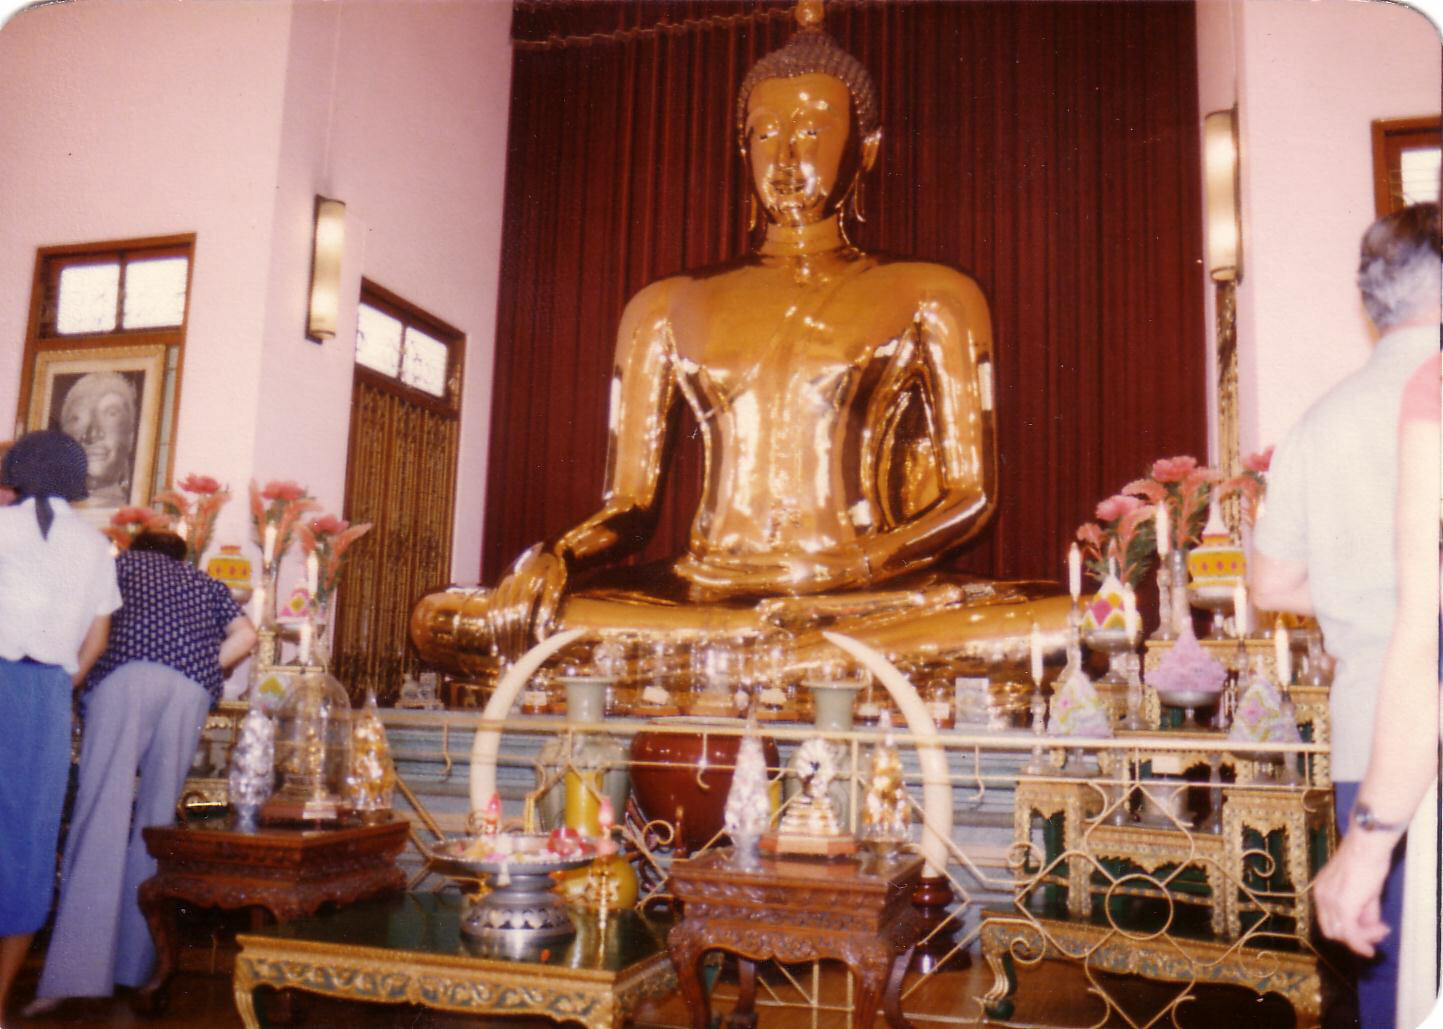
[629,717,780,854]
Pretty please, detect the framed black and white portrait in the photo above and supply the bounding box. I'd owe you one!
[26,344,166,517]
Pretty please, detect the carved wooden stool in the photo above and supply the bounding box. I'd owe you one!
[136,815,407,1010]
[667,850,924,1029]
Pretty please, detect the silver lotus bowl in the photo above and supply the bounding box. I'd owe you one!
[425,834,596,944]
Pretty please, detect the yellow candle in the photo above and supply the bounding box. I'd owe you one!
[564,769,604,836]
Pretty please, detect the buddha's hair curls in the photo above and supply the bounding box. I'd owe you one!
[736,28,880,144]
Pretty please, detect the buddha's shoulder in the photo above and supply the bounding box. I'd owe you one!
[860,255,988,297]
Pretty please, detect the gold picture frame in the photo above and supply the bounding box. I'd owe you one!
[27,343,167,518]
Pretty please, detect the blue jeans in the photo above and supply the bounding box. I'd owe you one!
[1334,781,1407,1029]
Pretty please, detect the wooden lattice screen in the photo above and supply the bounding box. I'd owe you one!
[335,370,459,703]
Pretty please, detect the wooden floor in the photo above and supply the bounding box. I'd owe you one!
[5,941,1310,1029]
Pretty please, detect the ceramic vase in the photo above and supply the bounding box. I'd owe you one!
[629,717,780,854]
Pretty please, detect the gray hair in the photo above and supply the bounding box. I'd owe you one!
[60,370,137,427]
[1357,202,1441,332]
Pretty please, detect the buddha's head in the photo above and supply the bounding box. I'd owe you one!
[736,3,881,229]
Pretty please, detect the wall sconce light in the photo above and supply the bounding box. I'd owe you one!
[1203,109,1242,283]
[306,196,346,342]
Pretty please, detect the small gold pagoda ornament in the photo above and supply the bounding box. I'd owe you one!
[346,689,396,820]
[762,736,856,857]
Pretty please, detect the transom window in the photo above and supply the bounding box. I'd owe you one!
[355,282,459,406]
[38,243,191,338]
[1372,115,1441,215]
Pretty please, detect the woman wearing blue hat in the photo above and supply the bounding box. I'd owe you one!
[0,430,120,1020]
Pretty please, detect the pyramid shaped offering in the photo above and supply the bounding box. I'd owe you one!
[1047,665,1113,738]
[1082,571,1129,633]
[1150,621,1226,704]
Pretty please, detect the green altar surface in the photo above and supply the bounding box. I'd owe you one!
[232,891,677,1029]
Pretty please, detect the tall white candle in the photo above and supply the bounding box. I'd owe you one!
[1233,582,1249,638]
[1274,620,1291,686]
[1067,544,1082,601]
[1122,585,1140,642]
[1155,504,1170,557]
[263,524,277,565]
[251,584,266,625]
[1029,623,1043,685]
[306,551,319,597]
[299,620,313,665]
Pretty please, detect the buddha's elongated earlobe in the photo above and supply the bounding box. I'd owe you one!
[848,175,865,225]
[747,191,760,232]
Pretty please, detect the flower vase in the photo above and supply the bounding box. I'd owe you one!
[537,677,630,834]
[256,560,281,629]
[800,679,860,827]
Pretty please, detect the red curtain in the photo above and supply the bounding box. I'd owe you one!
[483,0,1207,589]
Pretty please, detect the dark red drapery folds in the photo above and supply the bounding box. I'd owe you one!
[482,0,1207,591]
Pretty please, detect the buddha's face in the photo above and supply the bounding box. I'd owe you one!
[745,73,856,227]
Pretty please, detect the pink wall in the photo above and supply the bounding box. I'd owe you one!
[0,0,511,693]
[0,0,510,580]
[1197,0,1440,456]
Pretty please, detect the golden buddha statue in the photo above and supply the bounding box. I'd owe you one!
[413,2,1069,688]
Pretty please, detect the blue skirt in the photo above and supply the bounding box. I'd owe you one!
[0,657,71,935]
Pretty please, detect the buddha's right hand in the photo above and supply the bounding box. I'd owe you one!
[489,543,568,661]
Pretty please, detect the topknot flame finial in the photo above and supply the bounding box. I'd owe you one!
[795,0,824,30]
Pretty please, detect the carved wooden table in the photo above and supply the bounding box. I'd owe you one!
[233,892,675,1028]
[136,815,407,1009]
[667,849,924,1029]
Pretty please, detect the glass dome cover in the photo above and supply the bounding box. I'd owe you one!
[270,669,353,821]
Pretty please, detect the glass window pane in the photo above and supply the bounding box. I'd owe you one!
[355,303,402,377]
[1400,147,1441,205]
[401,326,448,397]
[122,256,189,329]
[56,263,120,334]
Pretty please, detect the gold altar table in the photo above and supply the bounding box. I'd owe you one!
[1013,773,1333,943]
[979,911,1323,1027]
[232,892,676,1029]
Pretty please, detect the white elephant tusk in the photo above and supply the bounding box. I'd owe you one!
[469,628,586,814]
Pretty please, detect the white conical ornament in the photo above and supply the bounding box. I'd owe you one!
[229,707,276,828]
[724,727,772,868]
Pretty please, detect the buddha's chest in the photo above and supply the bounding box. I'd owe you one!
[668,268,914,412]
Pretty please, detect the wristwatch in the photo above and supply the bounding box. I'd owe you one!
[1351,802,1406,833]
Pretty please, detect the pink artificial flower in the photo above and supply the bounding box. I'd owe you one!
[179,474,222,495]
[1242,446,1274,474]
[111,506,156,527]
[260,480,307,502]
[310,514,349,537]
[1095,494,1143,523]
[1150,455,1199,484]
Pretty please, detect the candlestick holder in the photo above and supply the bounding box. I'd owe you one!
[1026,689,1049,775]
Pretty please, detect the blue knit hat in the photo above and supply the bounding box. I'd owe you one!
[1,430,89,538]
